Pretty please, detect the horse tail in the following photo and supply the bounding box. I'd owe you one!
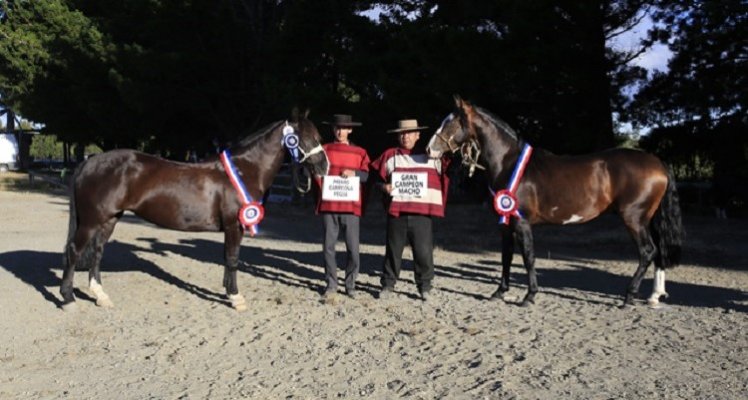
[63,161,96,271]
[651,166,684,269]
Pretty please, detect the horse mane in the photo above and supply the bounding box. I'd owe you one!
[237,120,284,148]
[474,107,519,142]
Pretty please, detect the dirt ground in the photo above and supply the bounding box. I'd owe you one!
[0,172,746,399]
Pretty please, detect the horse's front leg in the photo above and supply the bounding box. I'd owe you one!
[491,224,515,301]
[515,219,537,306]
[223,224,247,311]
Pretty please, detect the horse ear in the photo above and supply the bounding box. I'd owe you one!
[303,108,310,119]
[453,94,473,117]
[453,94,463,107]
[291,107,300,120]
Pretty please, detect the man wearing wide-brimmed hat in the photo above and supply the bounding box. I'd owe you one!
[370,119,451,301]
[316,114,370,299]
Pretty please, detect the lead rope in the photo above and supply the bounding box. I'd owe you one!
[460,139,486,177]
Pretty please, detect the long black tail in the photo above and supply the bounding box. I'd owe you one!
[651,166,684,268]
[63,161,95,271]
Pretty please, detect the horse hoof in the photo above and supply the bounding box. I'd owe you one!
[96,297,114,308]
[620,300,635,309]
[61,302,78,312]
[229,294,247,311]
[647,297,665,309]
[489,290,505,302]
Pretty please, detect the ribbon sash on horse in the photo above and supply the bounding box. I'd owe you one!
[491,143,533,225]
[219,122,304,236]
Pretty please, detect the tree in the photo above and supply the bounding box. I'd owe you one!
[631,1,746,127]
[0,1,681,160]
[632,1,747,170]
[628,0,747,213]
[363,0,655,154]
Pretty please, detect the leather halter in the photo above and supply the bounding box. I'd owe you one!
[432,129,461,154]
[435,118,486,177]
[283,121,327,194]
[296,142,325,164]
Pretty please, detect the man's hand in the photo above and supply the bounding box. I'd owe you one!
[340,169,355,178]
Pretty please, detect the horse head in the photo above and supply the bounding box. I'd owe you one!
[288,108,329,177]
[426,95,479,159]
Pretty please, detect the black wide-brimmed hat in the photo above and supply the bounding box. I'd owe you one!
[322,114,362,127]
[386,119,429,133]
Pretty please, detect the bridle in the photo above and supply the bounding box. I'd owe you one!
[291,163,312,193]
[434,114,486,177]
[432,129,461,154]
[295,142,325,164]
[284,122,328,194]
[293,142,325,193]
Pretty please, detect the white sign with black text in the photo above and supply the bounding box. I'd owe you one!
[391,172,427,199]
[321,176,360,202]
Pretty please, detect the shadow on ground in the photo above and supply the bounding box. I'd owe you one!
[1,234,745,312]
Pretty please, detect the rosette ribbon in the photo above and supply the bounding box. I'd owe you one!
[282,123,301,162]
[490,143,533,225]
[220,150,264,236]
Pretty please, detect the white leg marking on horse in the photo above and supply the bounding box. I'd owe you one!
[90,278,114,308]
[648,269,668,308]
[562,214,584,224]
[229,294,248,312]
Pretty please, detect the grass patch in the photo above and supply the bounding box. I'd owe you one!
[0,171,67,194]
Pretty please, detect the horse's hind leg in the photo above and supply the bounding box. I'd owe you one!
[491,224,515,301]
[623,225,657,306]
[88,218,119,308]
[223,224,247,311]
[647,267,668,307]
[61,225,98,310]
[647,229,669,307]
[515,219,538,306]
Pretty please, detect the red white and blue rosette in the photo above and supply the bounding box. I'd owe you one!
[493,189,518,216]
[220,150,263,236]
[490,143,533,225]
[282,124,300,162]
[239,202,265,227]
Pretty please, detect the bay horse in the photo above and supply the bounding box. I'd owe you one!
[61,110,329,311]
[427,96,683,307]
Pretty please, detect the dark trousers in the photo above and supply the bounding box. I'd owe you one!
[322,213,360,292]
[380,214,434,293]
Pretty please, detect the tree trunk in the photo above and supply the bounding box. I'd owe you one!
[588,2,615,150]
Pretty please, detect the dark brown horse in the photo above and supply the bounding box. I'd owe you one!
[61,110,329,311]
[427,96,683,307]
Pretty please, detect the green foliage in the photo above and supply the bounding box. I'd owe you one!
[30,134,63,160]
[631,0,747,128]
[2,0,743,177]
[630,0,747,211]
[0,0,112,145]
[29,133,101,160]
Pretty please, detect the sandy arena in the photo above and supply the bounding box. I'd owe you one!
[0,173,746,399]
